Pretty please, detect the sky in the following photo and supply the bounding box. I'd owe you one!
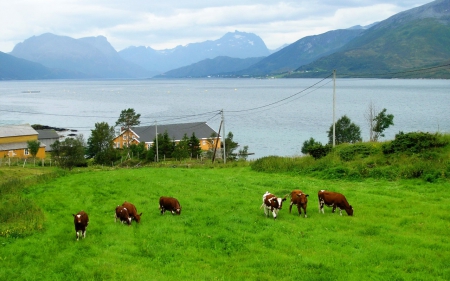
[0,0,433,53]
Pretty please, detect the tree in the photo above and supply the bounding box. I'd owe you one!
[172,134,190,160]
[224,132,239,161]
[51,135,86,170]
[301,137,321,155]
[27,140,41,165]
[188,133,202,158]
[365,102,394,142]
[148,131,175,161]
[238,145,249,160]
[87,122,118,165]
[327,115,362,145]
[373,108,394,142]
[115,108,141,147]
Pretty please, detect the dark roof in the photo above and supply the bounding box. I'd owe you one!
[36,129,59,139]
[130,122,217,143]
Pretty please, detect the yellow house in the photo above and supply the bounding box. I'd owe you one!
[0,124,46,159]
[113,122,221,151]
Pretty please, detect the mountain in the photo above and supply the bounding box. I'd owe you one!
[235,28,365,76]
[292,0,450,78]
[118,30,270,73]
[9,33,154,78]
[0,51,85,80]
[154,56,265,78]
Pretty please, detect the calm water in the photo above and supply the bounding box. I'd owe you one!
[0,78,449,159]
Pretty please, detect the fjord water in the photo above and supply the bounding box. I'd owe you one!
[0,78,449,159]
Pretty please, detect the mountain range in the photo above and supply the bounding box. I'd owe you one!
[1,0,449,80]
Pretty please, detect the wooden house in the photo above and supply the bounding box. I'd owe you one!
[113,122,221,151]
[0,124,46,159]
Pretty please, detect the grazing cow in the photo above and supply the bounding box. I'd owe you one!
[318,190,353,216]
[115,205,132,225]
[260,191,286,219]
[159,196,181,215]
[72,211,89,241]
[122,201,142,223]
[289,189,309,217]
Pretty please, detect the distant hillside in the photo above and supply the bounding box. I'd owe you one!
[119,31,270,73]
[155,56,265,78]
[0,51,84,80]
[235,29,365,76]
[9,33,154,78]
[291,0,450,78]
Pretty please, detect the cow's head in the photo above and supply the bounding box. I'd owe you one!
[276,197,287,209]
[134,213,142,223]
[296,193,309,205]
[73,214,82,224]
[173,207,181,215]
[346,206,354,216]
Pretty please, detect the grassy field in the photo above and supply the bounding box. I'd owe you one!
[1,166,450,280]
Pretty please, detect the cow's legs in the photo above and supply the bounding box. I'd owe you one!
[339,208,343,216]
[302,206,307,218]
[289,203,293,213]
[272,208,278,219]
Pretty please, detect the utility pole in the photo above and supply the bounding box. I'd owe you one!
[155,121,159,162]
[222,110,226,164]
[333,69,336,147]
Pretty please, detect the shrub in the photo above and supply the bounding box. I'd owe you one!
[382,132,447,154]
[308,143,332,160]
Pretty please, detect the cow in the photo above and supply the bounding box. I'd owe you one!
[318,190,353,216]
[122,201,142,223]
[289,189,309,217]
[115,205,132,225]
[159,196,181,215]
[260,191,286,219]
[72,211,89,241]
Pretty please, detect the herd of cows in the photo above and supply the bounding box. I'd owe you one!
[72,190,352,241]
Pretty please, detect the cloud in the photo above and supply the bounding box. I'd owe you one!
[0,0,432,52]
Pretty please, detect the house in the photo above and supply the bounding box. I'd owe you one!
[36,129,60,151]
[0,124,46,159]
[113,122,221,151]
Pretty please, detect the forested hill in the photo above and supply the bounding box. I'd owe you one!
[289,0,450,78]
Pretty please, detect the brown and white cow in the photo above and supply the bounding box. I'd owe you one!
[72,211,89,241]
[318,190,353,216]
[289,189,309,217]
[115,205,132,225]
[260,191,286,219]
[159,196,181,215]
[122,201,142,223]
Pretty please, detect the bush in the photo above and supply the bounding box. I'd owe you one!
[308,143,332,160]
[382,132,447,154]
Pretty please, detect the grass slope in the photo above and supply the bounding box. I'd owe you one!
[1,167,450,280]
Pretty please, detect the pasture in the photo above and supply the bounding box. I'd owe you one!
[1,166,450,280]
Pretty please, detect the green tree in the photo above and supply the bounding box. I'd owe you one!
[148,131,175,161]
[301,137,321,154]
[115,108,141,147]
[189,133,202,158]
[87,122,118,165]
[129,142,146,160]
[327,115,362,145]
[172,134,190,160]
[373,108,394,142]
[51,136,86,170]
[238,145,249,160]
[27,140,41,165]
[225,132,239,161]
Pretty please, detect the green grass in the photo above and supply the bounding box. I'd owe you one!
[1,166,450,280]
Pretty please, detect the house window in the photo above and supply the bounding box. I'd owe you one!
[202,140,206,145]
[123,135,128,140]
[24,148,29,155]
